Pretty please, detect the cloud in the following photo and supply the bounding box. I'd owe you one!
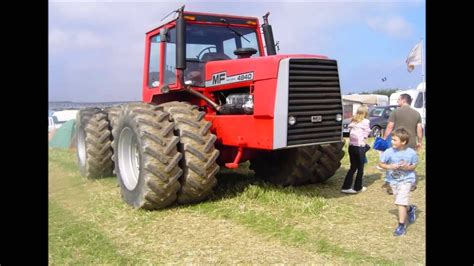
[48,29,68,51]
[75,30,105,49]
[49,28,105,54]
[366,16,414,39]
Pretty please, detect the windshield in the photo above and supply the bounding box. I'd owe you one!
[369,108,385,117]
[186,23,260,60]
[183,23,260,87]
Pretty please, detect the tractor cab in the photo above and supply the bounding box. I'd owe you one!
[145,10,268,90]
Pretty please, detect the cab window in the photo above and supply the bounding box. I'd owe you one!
[163,28,177,85]
[148,34,161,88]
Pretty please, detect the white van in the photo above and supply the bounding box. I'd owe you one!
[389,82,426,126]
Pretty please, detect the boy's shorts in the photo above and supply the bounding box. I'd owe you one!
[390,182,413,206]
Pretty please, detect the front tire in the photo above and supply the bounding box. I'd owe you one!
[309,142,345,183]
[250,142,345,186]
[160,101,220,204]
[112,103,182,210]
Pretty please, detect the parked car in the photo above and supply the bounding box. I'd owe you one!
[343,105,398,138]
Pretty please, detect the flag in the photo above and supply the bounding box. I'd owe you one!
[406,41,422,72]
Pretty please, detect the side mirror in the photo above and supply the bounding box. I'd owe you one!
[234,48,258,58]
[160,28,169,42]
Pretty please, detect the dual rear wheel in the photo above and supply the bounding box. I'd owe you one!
[75,102,220,209]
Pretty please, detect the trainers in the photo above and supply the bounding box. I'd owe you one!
[356,186,367,193]
[408,205,417,224]
[341,188,357,194]
[393,224,406,236]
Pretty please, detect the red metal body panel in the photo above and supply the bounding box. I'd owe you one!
[205,114,273,149]
[142,36,150,97]
[203,56,280,89]
[253,78,278,117]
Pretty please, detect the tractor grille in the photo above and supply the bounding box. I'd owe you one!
[287,58,343,146]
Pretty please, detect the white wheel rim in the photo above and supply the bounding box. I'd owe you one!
[118,127,140,190]
[77,129,87,168]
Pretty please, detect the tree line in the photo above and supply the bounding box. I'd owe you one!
[347,88,401,97]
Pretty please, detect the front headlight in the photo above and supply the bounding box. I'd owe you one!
[288,116,296,125]
[336,114,342,121]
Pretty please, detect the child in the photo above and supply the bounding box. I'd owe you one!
[378,128,418,236]
[341,105,371,194]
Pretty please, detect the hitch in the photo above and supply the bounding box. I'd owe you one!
[225,146,244,169]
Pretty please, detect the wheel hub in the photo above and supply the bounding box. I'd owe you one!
[118,127,140,190]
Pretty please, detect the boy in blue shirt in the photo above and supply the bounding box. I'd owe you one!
[378,128,418,236]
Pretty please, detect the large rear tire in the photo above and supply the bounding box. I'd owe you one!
[112,103,182,210]
[250,141,345,186]
[103,105,123,129]
[103,105,124,175]
[75,108,114,179]
[160,101,220,204]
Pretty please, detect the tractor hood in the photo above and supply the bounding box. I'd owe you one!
[203,54,329,88]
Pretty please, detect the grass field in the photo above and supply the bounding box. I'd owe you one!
[49,138,425,264]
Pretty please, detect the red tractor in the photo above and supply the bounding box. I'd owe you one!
[75,6,345,210]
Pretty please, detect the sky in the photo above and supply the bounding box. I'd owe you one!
[49,0,425,102]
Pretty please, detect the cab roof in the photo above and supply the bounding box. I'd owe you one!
[146,10,259,34]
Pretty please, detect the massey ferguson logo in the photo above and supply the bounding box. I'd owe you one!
[311,116,323,123]
[212,73,226,85]
[206,71,254,87]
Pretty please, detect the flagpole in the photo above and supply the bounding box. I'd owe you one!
[420,37,426,129]
[421,38,425,84]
